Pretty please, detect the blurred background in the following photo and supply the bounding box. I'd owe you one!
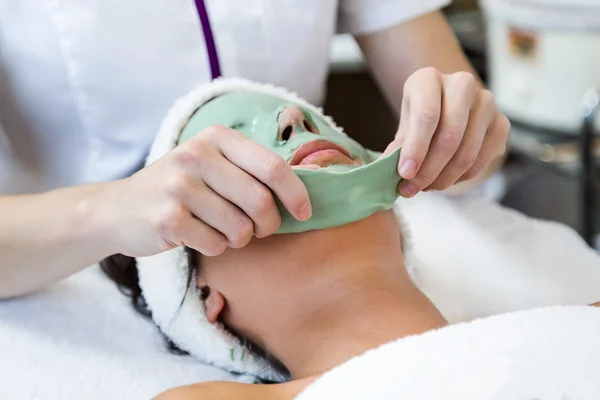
[324,0,600,250]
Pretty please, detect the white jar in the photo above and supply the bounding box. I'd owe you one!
[480,0,600,134]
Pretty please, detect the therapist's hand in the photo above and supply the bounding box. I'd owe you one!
[384,67,510,198]
[104,125,312,257]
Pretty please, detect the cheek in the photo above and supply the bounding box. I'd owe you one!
[200,253,238,291]
[201,251,265,327]
[200,232,307,301]
[201,247,264,296]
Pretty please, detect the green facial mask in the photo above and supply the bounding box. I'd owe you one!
[178,91,401,234]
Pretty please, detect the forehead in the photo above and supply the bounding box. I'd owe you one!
[197,91,295,117]
[178,91,329,144]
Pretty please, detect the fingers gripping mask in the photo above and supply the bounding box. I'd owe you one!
[135,78,402,382]
[178,91,401,233]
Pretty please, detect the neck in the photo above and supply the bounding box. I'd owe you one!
[249,212,448,379]
[280,281,446,379]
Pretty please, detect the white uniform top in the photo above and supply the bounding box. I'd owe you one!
[0,0,448,194]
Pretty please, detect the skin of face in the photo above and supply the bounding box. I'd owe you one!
[180,91,423,360]
[181,93,405,346]
[179,91,376,169]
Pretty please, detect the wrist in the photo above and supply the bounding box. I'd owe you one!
[71,181,124,258]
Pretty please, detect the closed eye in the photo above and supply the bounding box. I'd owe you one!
[230,122,245,130]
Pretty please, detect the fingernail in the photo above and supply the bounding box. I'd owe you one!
[399,159,417,179]
[399,183,419,198]
[298,200,312,221]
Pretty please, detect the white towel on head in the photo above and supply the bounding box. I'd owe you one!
[0,267,238,400]
[137,77,351,382]
[297,306,600,399]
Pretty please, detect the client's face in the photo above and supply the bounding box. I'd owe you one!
[178,91,406,374]
[178,92,376,169]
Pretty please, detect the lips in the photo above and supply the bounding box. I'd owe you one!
[288,140,361,168]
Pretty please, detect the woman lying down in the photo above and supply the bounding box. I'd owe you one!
[102,79,600,399]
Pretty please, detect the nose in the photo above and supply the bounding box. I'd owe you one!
[277,106,319,141]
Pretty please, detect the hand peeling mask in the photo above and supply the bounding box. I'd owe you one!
[178,91,401,233]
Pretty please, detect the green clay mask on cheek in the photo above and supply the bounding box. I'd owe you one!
[274,147,401,233]
[178,91,401,234]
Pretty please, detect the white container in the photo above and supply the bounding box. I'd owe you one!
[480,0,600,134]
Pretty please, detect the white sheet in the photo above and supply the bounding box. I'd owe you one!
[1,192,599,399]
[0,267,237,400]
[297,306,600,399]
[399,193,600,323]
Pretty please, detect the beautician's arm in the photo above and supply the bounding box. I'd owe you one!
[0,127,311,298]
[356,10,509,195]
[0,184,120,297]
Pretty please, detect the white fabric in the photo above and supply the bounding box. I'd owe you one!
[0,267,238,400]
[0,0,446,194]
[0,123,11,157]
[399,192,600,323]
[1,193,599,399]
[297,306,600,399]
[0,123,42,195]
[137,77,351,383]
[338,0,450,34]
[0,123,14,187]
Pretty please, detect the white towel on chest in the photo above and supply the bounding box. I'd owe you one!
[297,306,600,399]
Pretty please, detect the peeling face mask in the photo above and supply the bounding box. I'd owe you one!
[178,91,401,233]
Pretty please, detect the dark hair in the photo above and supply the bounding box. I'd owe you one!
[99,248,290,380]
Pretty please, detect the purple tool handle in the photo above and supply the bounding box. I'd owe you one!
[194,0,221,80]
